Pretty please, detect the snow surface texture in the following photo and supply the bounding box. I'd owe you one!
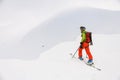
[0,8,120,59]
[0,0,120,79]
[0,35,120,80]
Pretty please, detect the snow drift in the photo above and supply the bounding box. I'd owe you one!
[21,8,120,59]
[0,8,120,59]
[0,34,120,80]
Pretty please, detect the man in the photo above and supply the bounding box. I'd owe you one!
[78,26,93,64]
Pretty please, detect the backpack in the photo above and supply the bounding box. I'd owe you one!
[85,32,93,45]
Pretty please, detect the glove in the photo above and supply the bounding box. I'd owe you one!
[80,42,83,44]
[80,42,83,48]
[90,42,93,45]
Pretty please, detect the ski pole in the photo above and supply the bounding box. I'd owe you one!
[72,46,80,58]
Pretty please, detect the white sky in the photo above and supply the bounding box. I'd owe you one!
[0,0,120,43]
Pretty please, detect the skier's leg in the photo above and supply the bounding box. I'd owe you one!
[78,48,83,58]
[85,47,93,60]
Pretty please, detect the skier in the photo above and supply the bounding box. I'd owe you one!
[78,26,93,64]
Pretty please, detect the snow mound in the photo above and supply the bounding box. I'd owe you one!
[0,35,120,80]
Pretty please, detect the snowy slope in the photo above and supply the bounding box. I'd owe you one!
[0,34,120,80]
[19,8,120,59]
[0,0,120,80]
[0,0,120,59]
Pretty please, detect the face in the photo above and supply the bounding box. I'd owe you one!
[80,28,84,33]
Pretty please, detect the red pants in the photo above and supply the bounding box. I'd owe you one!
[78,42,93,60]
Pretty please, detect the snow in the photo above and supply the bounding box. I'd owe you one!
[1,7,120,59]
[0,0,120,80]
[0,0,120,42]
[0,34,120,80]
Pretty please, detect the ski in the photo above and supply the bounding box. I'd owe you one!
[69,53,101,71]
[83,60,101,71]
[88,64,101,71]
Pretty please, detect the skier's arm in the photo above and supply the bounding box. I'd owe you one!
[81,32,86,43]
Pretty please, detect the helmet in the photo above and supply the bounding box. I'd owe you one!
[80,26,86,30]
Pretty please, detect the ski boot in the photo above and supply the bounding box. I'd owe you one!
[87,59,94,65]
[79,57,83,61]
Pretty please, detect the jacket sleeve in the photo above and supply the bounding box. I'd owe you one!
[81,32,86,42]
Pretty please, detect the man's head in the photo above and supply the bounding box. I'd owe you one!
[80,26,86,32]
